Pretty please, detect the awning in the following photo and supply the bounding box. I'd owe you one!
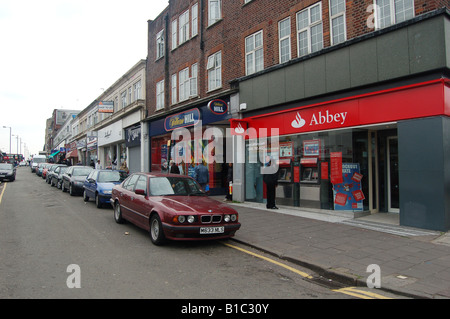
[66,149,78,158]
[50,150,60,158]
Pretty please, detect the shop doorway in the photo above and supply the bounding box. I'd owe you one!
[387,136,399,213]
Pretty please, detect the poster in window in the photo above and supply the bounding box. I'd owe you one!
[333,163,364,211]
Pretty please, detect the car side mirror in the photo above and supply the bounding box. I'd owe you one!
[135,189,146,196]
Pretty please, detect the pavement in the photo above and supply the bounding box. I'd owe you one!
[211,196,450,299]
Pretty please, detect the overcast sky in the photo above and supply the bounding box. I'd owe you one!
[0,0,168,158]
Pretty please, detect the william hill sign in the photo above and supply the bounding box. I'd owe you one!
[164,108,200,131]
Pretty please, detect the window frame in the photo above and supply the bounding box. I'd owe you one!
[278,17,291,64]
[329,0,347,45]
[156,80,165,110]
[245,30,264,75]
[207,51,222,91]
[156,29,165,60]
[296,2,324,57]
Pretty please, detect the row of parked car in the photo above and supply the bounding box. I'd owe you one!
[34,162,127,208]
[33,162,241,245]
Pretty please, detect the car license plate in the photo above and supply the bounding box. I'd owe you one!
[200,226,224,234]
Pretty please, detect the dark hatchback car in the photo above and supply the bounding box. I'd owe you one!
[61,166,94,195]
[50,165,69,188]
[0,163,16,182]
[111,173,241,245]
[46,164,66,184]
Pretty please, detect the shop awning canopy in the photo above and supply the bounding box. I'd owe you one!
[66,149,78,158]
[50,150,60,158]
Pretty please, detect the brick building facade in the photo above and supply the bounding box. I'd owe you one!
[145,0,450,230]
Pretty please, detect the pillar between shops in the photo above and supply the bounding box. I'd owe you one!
[398,116,450,231]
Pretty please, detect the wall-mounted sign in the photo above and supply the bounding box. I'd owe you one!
[98,101,114,113]
[164,108,200,131]
[208,99,228,115]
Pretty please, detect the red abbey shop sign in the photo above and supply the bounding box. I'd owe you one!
[244,79,449,137]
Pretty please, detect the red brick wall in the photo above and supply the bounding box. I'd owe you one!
[146,0,450,116]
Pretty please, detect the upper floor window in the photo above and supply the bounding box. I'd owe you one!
[179,67,190,101]
[207,51,222,91]
[297,2,323,57]
[330,0,346,45]
[121,91,127,108]
[134,80,142,100]
[171,20,178,50]
[156,80,165,110]
[171,74,177,105]
[279,18,291,64]
[208,0,221,26]
[179,10,190,45]
[192,3,199,37]
[375,0,414,29]
[156,29,165,59]
[245,30,264,75]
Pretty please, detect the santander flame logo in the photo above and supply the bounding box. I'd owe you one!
[291,112,306,129]
[234,122,245,134]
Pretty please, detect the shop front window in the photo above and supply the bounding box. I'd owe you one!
[245,129,369,211]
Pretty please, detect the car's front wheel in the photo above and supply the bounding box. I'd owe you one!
[150,214,165,245]
[114,202,125,224]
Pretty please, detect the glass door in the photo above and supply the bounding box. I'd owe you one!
[387,136,399,213]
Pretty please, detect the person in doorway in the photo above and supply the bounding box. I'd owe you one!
[169,160,180,174]
[120,161,129,174]
[194,161,209,191]
[263,157,279,209]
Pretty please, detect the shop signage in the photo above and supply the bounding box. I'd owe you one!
[244,79,448,138]
[164,108,200,131]
[208,99,228,115]
[98,101,114,113]
[230,119,248,135]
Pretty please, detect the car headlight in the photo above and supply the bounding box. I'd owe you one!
[231,214,237,222]
[102,190,112,195]
[178,215,186,223]
[187,215,195,223]
[224,214,231,222]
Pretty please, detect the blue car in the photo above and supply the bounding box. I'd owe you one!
[83,169,128,208]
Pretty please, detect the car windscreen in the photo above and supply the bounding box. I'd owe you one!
[33,158,46,163]
[98,171,127,183]
[0,163,13,170]
[73,168,93,176]
[149,177,203,196]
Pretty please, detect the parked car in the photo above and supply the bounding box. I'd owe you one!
[36,163,49,176]
[62,166,93,195]
[111,173,241,245]
[50,165,69,188]
[46,164,66,184]
[83,169,128,208]
[42,163,53,179]
[0,163,16,182]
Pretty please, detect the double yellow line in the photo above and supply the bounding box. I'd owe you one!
[0,183,6,204]
[224,242,393,299]
[333,287,392,299]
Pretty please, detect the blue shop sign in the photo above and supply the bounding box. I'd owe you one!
[164,108,200,131]
[207,99,228,115]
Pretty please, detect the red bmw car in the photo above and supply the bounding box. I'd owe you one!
[111,172,241,245]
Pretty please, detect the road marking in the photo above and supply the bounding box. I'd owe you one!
[333,287,392,299]
[0,183,6,205]
[223,242,313,279]
[224,243,395,299]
